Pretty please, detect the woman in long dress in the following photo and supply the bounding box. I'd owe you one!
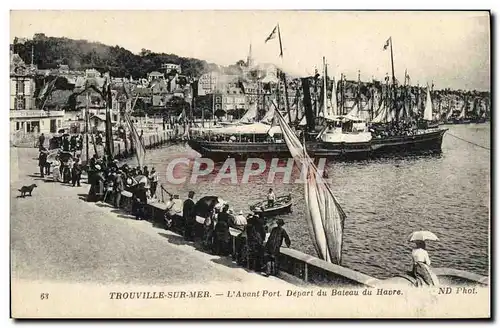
[412,240,439,286]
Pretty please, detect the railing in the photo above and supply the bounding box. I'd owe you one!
[107,192,383,287]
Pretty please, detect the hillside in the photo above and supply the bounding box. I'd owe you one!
[12,33,221,78]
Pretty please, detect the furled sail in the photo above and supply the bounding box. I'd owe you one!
[124,113,146,168]
[330,77,339,117]
[423,85,433,121]
[276,110,346,264]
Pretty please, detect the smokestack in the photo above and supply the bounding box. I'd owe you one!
[301,77,315,133]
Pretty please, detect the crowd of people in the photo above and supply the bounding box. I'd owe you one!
[37,132,292,278]
[162,187,291,277]
[369,120,418,138]
[86,154,160,222]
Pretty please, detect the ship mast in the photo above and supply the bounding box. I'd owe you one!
[357,70,361,118]
[323,57,327,118]
[388,37,397,121]
[340,73,345,115]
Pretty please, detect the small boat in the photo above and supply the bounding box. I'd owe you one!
[249,194,293,217]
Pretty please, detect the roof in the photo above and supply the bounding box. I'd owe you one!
[203,122,281,135]
[44,90,73,108]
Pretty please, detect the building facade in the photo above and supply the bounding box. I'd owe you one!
[161,63,181,75]
[10,51,67,134]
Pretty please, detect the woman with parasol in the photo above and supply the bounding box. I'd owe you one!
[408,231,440,286]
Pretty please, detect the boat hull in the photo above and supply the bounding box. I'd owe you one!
[249,195,293,217]
[187,129,448,161]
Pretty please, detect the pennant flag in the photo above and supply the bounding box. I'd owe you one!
[265,26,278,43]
[265,24,284,58]
[105,106,114,161]
[124,113,146,168]
[383,37,391,50]
[103,78,114,162]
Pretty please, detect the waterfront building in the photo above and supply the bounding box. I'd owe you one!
[161,63,181,75]
[85,68,101,78]
[10,51,65,133]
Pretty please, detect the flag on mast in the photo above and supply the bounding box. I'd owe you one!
[383,37,391,50]
[124,113,146,168]
[265,25,278,42]
[265,24,283,58]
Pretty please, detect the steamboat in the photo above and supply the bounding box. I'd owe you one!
[188,39,448,161]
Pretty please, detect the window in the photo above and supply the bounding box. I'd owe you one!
[16,122,20,130]
[31,121,40,133]
[16,80,24,94]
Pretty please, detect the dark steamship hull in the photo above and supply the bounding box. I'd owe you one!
[187,129,448,161]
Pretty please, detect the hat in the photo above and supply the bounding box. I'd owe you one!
[277,219,285,226]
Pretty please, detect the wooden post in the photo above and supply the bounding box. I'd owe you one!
[304,262,309,282]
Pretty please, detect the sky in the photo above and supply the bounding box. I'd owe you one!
[10,10,490,91]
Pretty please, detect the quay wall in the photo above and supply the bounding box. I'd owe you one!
[104,193,489,287]
[109,192,383,287]
[10,129,182,159]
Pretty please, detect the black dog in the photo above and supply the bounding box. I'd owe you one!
[18,184,37,197]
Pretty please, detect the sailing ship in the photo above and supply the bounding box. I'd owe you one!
[188,36,447,160]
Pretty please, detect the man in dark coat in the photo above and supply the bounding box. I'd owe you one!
[246,214,266,272]
[264,219,291,276]
[212,205,231,255]
[183,191,196,241]
[38,133,45,150]
[133,184,148,220]
[71,157,82,187]
[62,135,70,152]
[38,148,48,178]
[70,135,77,152]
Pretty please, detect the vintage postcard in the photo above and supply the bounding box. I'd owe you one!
[9,10,490,318]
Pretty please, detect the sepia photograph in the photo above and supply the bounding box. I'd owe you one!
[8,9,491,318]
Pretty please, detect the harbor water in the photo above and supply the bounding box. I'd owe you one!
[128,123,490,279]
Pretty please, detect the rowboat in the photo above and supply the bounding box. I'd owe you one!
[249,194,292,217]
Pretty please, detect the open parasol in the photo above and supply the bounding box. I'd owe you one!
[135,175,148,186]
[408,231,439,242]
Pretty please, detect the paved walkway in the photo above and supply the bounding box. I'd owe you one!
[10,147,292,286]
